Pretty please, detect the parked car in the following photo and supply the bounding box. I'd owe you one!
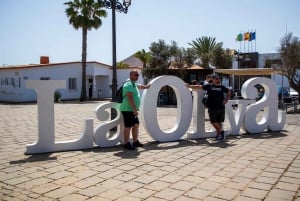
[277,86,289,98]
[289,88,299,98]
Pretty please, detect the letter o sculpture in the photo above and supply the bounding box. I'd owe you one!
[140,76,193,142]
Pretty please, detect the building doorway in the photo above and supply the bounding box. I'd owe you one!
[88,78,93,99]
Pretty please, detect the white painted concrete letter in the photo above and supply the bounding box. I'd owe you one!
[25,80,94,154]
[94,102,123,147]
[242,77,286,133]
[140,76,192,142]
[187,90,216,139]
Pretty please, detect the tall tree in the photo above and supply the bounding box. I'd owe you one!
[148,39,172,70]
[211,46,234,69]
[117,62,129,69]
[279,32,300,101]
[65,0,107,101]
[134,49,151,69]
[189,36,220,68]
[135,49,152,83]
[183,48,197,67]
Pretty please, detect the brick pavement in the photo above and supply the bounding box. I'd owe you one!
[0,101,299,201]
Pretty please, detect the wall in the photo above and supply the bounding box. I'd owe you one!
[0,63,111,102]
[0,62,143,102]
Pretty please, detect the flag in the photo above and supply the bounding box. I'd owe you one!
[249,31,256,41]
[235,33,243,42]
[244,32,250,41]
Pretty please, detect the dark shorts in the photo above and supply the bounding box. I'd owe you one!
[121,111,139,128]
[208,108,225,123]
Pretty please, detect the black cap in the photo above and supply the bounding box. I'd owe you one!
[212,74,221,79]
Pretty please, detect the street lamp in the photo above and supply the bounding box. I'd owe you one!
[234,51,243,93]
[99,0,131,101]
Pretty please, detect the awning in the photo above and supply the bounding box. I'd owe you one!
[214,68,274,76]
[187,64,204,70]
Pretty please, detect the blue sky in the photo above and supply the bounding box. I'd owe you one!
[1,0,300,66]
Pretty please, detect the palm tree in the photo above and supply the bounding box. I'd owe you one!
[189,36,219,68]
[64,0,107,101]
[134,49,151,83]
[134,49,151,68]
[117,62,129,69]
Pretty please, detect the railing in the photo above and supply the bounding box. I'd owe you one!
[279,96,298,113]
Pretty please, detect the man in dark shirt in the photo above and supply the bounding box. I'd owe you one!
[186,74,231,141]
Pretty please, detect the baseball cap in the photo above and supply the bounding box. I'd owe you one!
[212,74,221,79]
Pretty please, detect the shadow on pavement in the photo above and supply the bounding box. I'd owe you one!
[10,153,57,164]
[12,131,288,162]
[238,131,288,139]
[142,138,236,150]
[89,146,142,159]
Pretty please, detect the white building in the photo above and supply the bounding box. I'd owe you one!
[0,56,143,102]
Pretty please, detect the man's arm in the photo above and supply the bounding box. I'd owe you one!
[224,88,231,105]
[127,92,138,115]
[186,83,203,90]
[137,84,150,89]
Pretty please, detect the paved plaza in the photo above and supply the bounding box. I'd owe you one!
[0,101,299,201]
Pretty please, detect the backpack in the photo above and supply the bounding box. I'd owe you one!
[115,84,125,103]
[115,81,134,103]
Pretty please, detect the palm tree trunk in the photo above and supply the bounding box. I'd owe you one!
[80,28,88,101]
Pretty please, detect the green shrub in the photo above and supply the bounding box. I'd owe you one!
[54,91,61,102]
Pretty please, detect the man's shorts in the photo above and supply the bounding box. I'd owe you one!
[208,108,225,123]
[121,111,139,128]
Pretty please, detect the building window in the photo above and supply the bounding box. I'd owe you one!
[4,78,8,85]
[68,78,77,90]
[11,78,15,87]
[40,77,50,80]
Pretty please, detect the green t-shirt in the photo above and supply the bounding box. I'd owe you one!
[120,80,140,112]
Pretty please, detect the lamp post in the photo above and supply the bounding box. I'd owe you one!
[99,0,131,101]
[234,51,243,93]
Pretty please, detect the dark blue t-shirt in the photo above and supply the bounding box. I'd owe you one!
[203,84,229,109]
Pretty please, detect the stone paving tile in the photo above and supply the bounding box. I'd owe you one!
[153,188,185,200]
[169,180,197,191]
[129,188,156,199]
[233,196,261,201]
[248,181,273,191]
[266,188,296,200]
[44,186,80,199]
[240,187,268,200]
[211,187,241,200]
[98,188,129,200]
[1,102,300,200]
[184,188,211,200]
[59,193,89,201]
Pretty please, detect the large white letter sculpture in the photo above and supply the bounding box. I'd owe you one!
[241,77,285,133]
[25,80,94,154]
[25,76,286,154]
[94,102,124,147]
[140,76,193,142]
[187,90,216,139]
[225,77,285,134]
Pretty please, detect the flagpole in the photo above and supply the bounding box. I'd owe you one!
[248,30,250,53]
[248,40,249,53]
[251,30,253,52]
[255,30,256,52]
[244,31,245,53]
[240,41,242,53]
[239,31,242,52]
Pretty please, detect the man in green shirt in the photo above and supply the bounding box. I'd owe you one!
[120,70,150,150]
